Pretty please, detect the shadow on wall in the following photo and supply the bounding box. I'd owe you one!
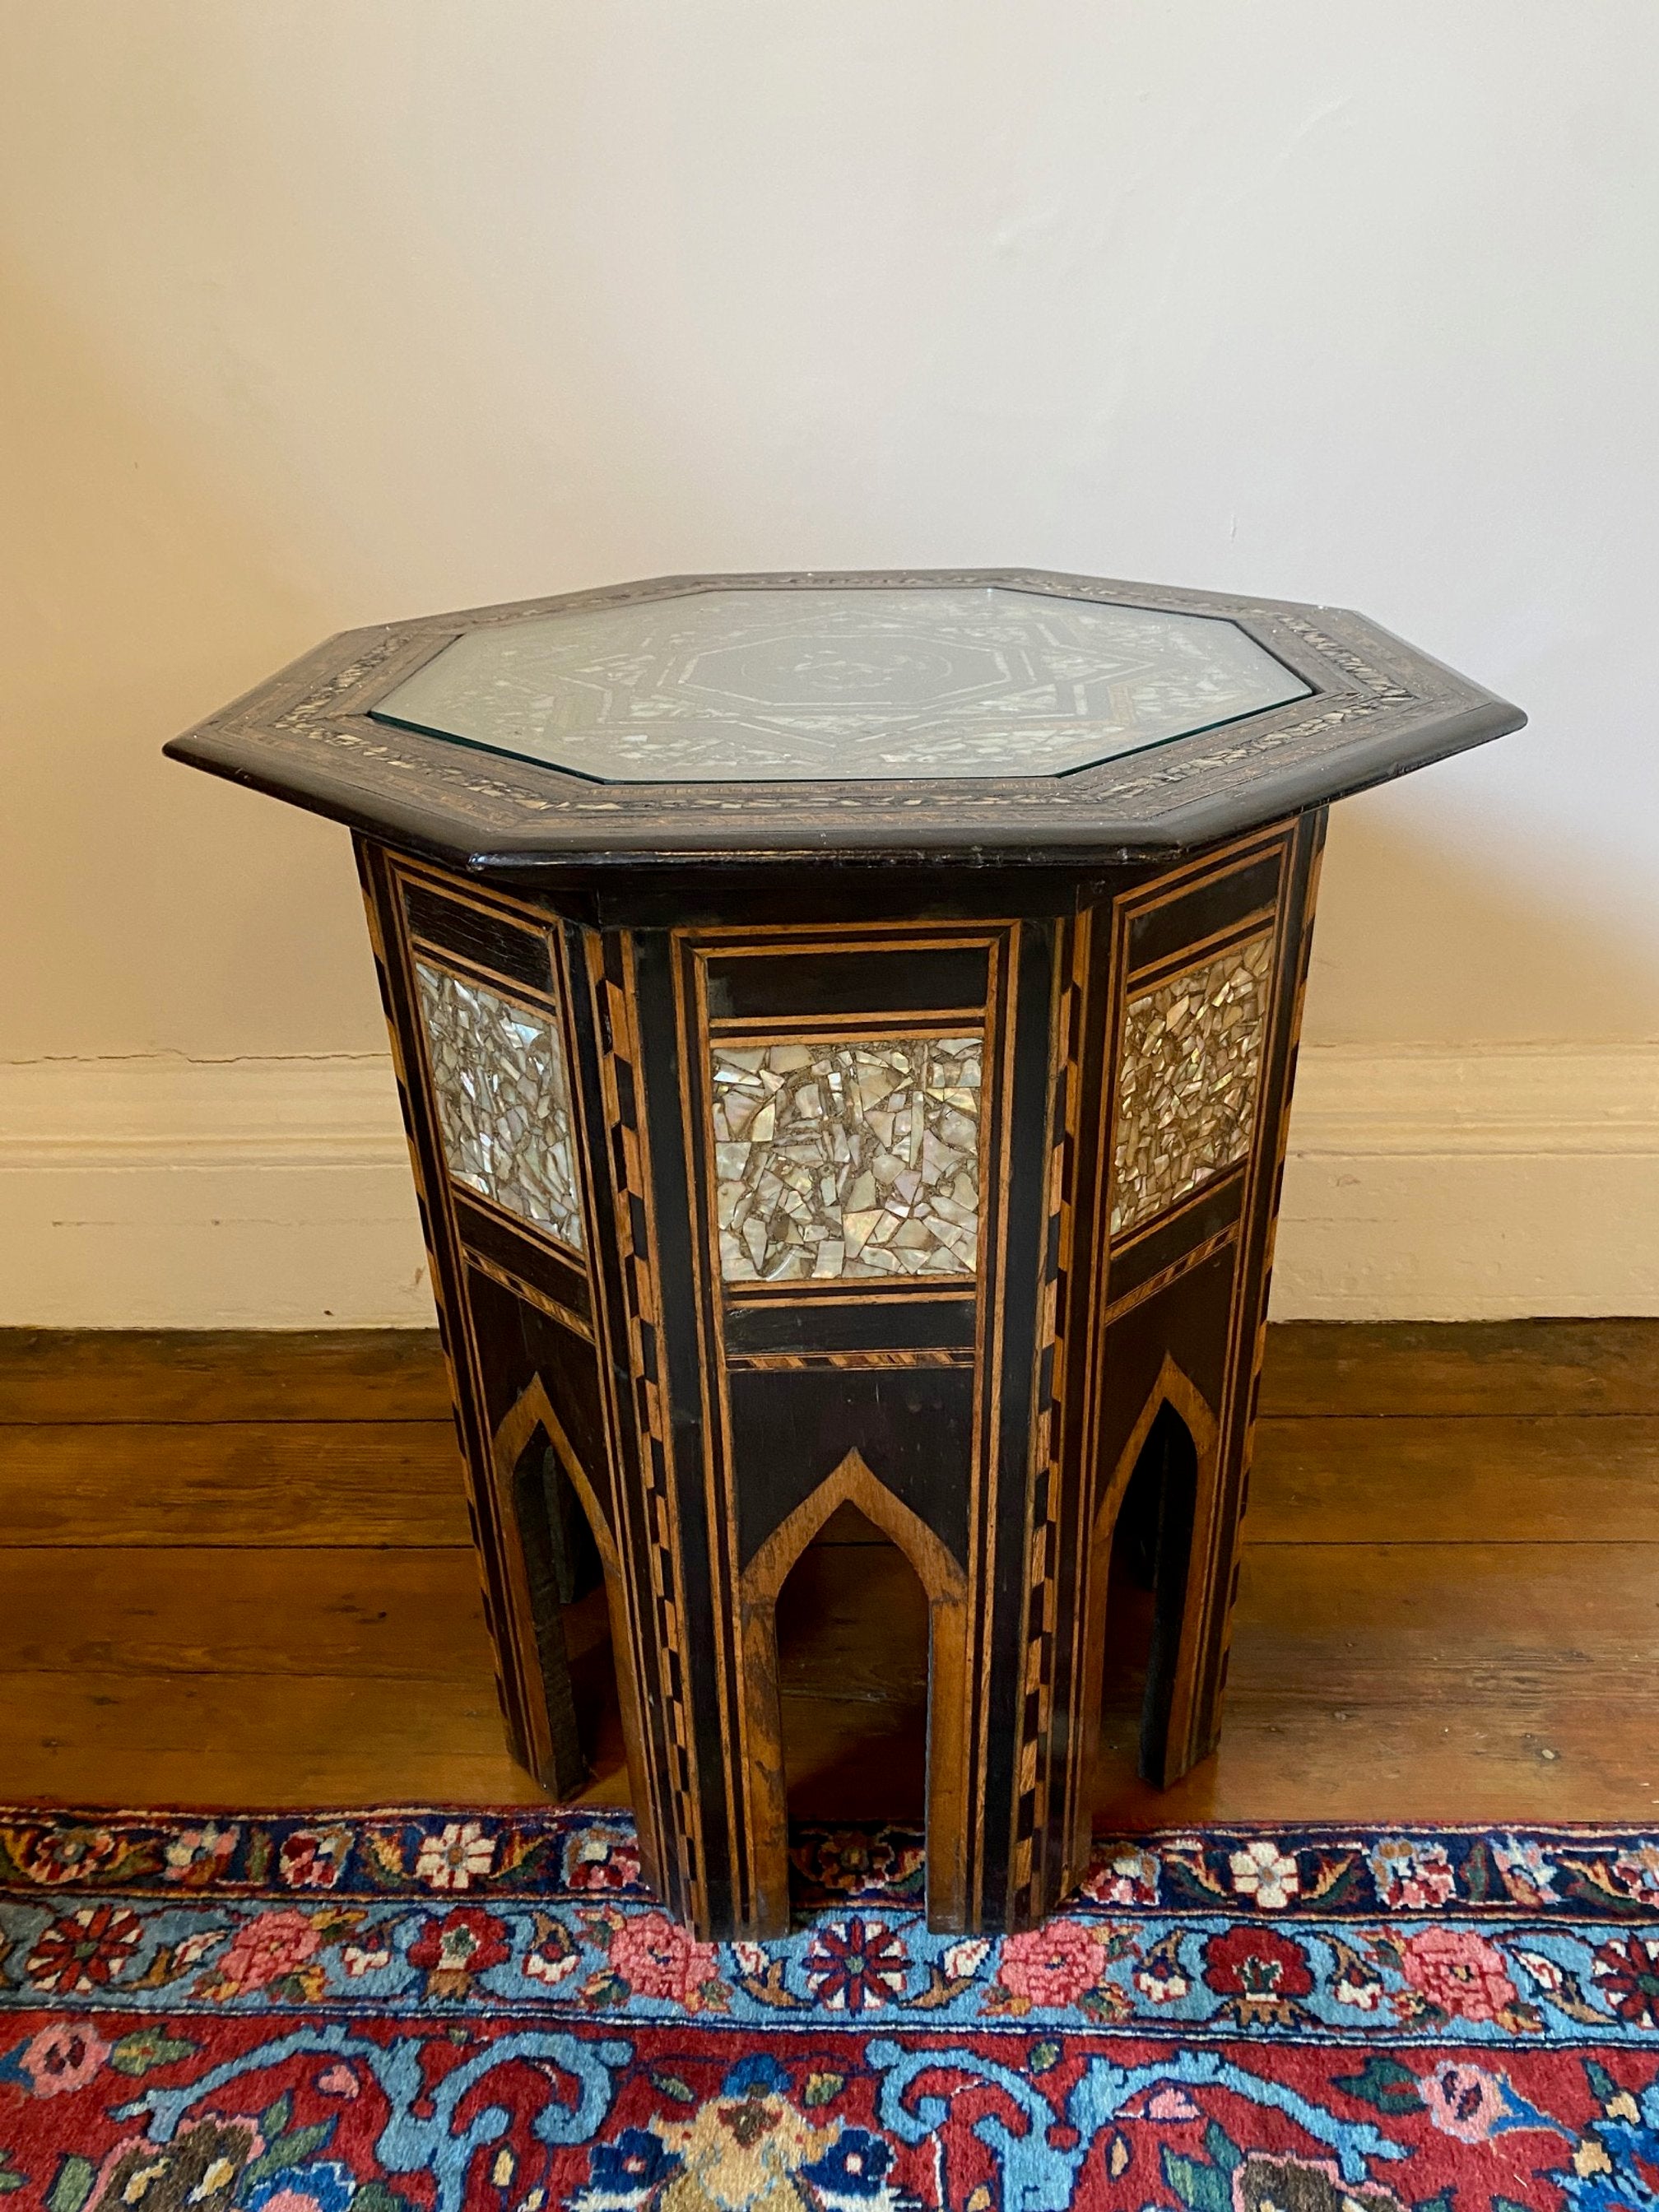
[0,253,372,1062]
[7,239,1655,1066]
[1306,802,1659,1048]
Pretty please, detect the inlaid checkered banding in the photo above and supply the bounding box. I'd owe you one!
[588,936,704,1918]
[1215,825,1324,1703]
[358,860,517,1743]
[1008,927,1087,1921]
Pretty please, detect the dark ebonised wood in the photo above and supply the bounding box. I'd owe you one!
[166,569,1522,875]
[169,572,1518,1941]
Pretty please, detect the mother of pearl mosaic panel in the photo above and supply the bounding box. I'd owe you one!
[1110,933,1275,1238]
[414,960,584,1252]
[711,1035,982,1282]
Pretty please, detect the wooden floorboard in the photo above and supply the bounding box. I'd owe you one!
[0,1423,468,1546]
[1230,1540,1659,1688]
[0,1322,1656,1829]
[0,1671,552,1809]
[1261,1318,1659,1419]
[0,1549,490,1676]
[0,1328,453,1425]
[12,1407,1659,1551]
[780,1541,931,1820]
[7,1536,1653,1822]
[7,1317,1654,1425]
[1093,1701,1659,1826]
[1249,1415,1659,1543]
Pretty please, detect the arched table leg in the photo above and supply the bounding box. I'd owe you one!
[356,812,1324,1937]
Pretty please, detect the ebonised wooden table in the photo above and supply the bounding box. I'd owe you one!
[168,569,1522,1939]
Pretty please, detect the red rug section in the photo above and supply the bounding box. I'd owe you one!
[2,1808,1657,2211]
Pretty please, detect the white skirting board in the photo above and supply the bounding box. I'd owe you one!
[1,1047,1655,1327]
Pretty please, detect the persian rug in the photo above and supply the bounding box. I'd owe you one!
[2,1811,1657,2212]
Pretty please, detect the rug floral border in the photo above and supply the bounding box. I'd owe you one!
[2,1810,1657,2045]
[3,1811,1659,2212]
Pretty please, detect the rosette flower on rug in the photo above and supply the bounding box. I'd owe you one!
[1,1809,1656,2211]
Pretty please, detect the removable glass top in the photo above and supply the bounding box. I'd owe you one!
[369,583,1310,783]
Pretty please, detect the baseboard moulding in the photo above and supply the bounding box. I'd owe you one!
[2,1044,1654,1327]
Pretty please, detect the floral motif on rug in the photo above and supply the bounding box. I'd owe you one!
[2,1810,1658,2210]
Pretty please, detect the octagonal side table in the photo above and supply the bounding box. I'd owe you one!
[168,569,1522,1940]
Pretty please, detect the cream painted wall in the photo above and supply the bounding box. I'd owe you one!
[2,2,1657,1321]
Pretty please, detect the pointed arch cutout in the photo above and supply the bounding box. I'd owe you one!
[489,1376,653,1868]
[1074,1359,1222,1863]
[1093,1358,1218,1548]
[739,1450,969,1938]
[491,1377,617,1578]
[741,1448,967,1616]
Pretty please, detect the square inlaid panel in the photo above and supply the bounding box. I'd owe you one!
[414,960,584,1251]
[711,1034,982,1281]
[1110,934,1274,1237]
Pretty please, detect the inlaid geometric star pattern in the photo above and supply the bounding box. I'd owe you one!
[415,961,584,1251]
[371,584,1308,783]
[711,1034,982,1281]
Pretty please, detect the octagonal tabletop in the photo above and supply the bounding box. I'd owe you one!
[166,570,1523,872]
[366,584,1312,784]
